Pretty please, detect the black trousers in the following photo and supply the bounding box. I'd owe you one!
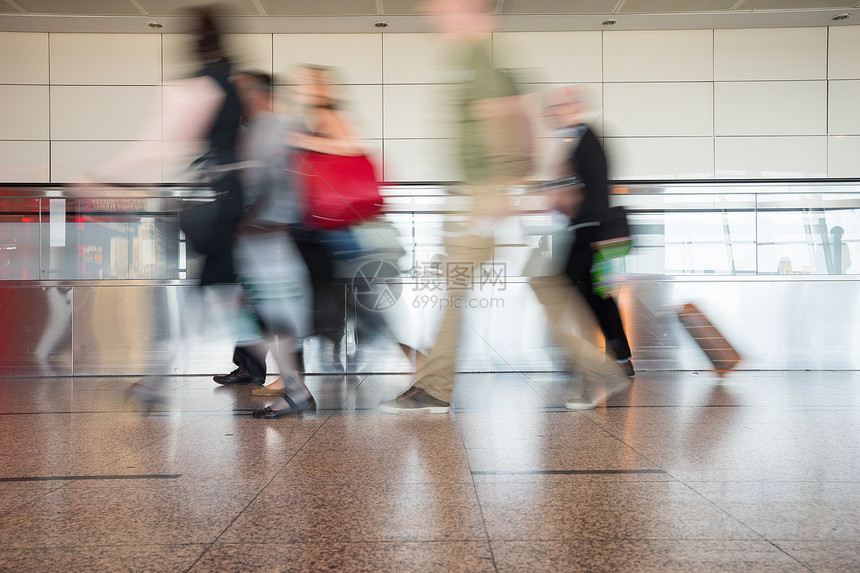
[232,345,266,377]
[565,238,632,361]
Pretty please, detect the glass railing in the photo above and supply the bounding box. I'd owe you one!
[0,185,212,281]
[1,180,858,282]
[609,181,860,277]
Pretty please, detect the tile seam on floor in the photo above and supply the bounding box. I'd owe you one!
[766,539,817,572]
[454,411,500,573]
[679,480,805,554]
[471,470,666,475]
[183,408,337,573]
[0,474,182,483]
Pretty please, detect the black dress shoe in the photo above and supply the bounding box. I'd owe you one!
[252,396,317,419]
[214,368,265,385]
[619,359,635,378]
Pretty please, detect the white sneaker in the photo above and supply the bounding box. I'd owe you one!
[564,392,602,410]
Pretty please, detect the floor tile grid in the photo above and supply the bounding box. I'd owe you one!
[453,409,501,573]
[2,372,860,572]
[454,409,812,572]
[0,407,221,520]
[578,396,860,571]
[183,404,339,571]
[0,378,348,571]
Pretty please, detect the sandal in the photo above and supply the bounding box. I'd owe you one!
[252,395,317,419]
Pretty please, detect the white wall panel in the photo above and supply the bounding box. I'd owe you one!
[383,139,460,182]
[0,141,50,183]
[828,136,860,178]
[273,34,381,84]
[383,85,458,139]
[603,83,713,137]
[714,28,827,81]
[50,34,162,85]
[51,141,162,183]
[715,137,827,178]
[493,32,602,83]
[0,25,857,185]
[336,84,383,141]
[225,34,273,77]
[0,86,49,140]
[163,34,273,81]
[51,86,160,141]
[715,81,827,136]
[383,34,454,84]
[603,30,713,82]
[0,33,48,84]
[828,81,860,136]
[828,26,860,80]
[605,137,714,179]
[161,35,195,82]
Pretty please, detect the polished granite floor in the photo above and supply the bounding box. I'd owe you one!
[0,370,858,572]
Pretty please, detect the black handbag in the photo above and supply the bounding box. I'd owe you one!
[593,206,632,258]
[180,199,222,255]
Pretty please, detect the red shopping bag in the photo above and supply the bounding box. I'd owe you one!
[299,151,384,230]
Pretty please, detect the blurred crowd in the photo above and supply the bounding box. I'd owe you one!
[86,0,635,417]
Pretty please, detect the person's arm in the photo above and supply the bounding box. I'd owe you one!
[291,108,364,156]
[572,128,609,200]
[239,118,268,213]
[88,75,225,182]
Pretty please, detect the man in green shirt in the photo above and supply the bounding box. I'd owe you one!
[380,0,626,413]
[380,0,532,413]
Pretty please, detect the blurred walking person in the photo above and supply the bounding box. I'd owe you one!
[380,0,536,413]
[231,71,315,418]
[543,86,634,378]
[79,6,246,408]
[249,64,425,400]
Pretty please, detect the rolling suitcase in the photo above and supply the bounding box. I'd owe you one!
[677,303,741,375]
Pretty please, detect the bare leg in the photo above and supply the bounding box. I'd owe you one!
[254,335,315,416]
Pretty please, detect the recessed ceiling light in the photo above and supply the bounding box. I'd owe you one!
[601,19,617,26]
[146,22,164,29]
[373,21,389,29]
[831,14,850,21]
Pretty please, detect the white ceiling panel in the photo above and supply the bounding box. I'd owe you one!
[378,0,424,15]
[620,0,739,14]
[260,0,379,17]
[136,0,262,17]
[1,0,857,32]
[14,0,142,15]
[738,0,857,8]
[501,0,618,15]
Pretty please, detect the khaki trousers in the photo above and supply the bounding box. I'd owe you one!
[413,227,494,402]
[528,273,624,383]
[413,181,505,402]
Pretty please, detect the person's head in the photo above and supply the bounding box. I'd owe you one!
[418,0,497,38]
[235,71,273,118]
[290,64,339,109]
[189,6,228,65]
[542,86,589,130]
